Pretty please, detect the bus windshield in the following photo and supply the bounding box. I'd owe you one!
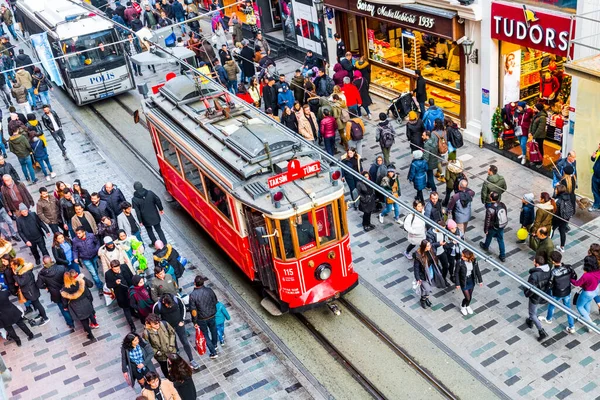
[61,30,122,71]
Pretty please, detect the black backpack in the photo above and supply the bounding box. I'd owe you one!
[325,76,335,96]
[349,121,364,141]
[453,172,467,193]
[558,197,575,220]
[447,125,464,149]
[379,124,395,148]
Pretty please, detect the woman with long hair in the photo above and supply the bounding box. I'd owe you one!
[121,333,156,389]
[53,181,68,200]
[142,371,181,400]
[432,118,448,182]
[167,354,196,399]
[413,239,443,309]
[60,269,98,340]
[557,164,577,210]
[530,192,556,235]
[52,232,79,272]
[248,77,261,107]
[571,256,600,324]
[281,106,298,133]
[552,184,573,253]
[403,200,426,260]
[72,180,91,207]
[454,249,483,315]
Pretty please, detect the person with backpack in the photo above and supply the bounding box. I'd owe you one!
[518,193,535,244]
[375,113,395,166]
[345,117,365,157]
[524,255,552,342]
[142,313,177,379]
[106,260,136,332]
[153,240,185,282]
[538,251,576,334]
[129,275,153,324]
[403,200,426,260]
[552,184,574,253]
[443,153,463,207]
[431,119,448,183]
[481,165,507,207]
[445,120,463,159]
[155,293,201,371]
[422,98,444,132]
[408,150,428,203]
[479,192,508,262]
[378,167,401,224]
[422,131,439,192]
[447,180,475,238]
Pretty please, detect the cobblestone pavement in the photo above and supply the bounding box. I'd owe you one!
[1,95,316,399]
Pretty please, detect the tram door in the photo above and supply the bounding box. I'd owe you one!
[244,206,278,292]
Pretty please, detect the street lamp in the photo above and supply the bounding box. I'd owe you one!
[461,38,478,64]
[314,0,328,59]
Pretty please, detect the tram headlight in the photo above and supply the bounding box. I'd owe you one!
[315,263,332,281]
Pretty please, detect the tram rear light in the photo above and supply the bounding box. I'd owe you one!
[270,189,284,208]
[330,168,341,186]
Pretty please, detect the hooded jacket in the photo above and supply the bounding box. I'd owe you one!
[526,264,551,305]
[332,63,348,86]
[530,202,554,234]
[406,119,425,151]
[215,301,231,326]
[132,186,163,227]
[291,74,305,102]
[404,211,427,245]
[99,243,134,275]
[98,185,126,216]
[535,236,555,265]
[342,83,361,107]
[142,322,177,362]
[156,296,185,328]
[153,244,184,278]
[423,136,439,170]
[447,188,476,224]
[1,181,34,212]
[481,173,507,203]
[530,109,548,139]
[549,263,574,298]
[223,59,240,81]
[15,53,34,75]
[408,154,428,191]
[422,105,445,132]
[15,69,32,89]
[445,160,464,191]
[17,211,49,242]
[36,263,67,303]
[277,88,295,110]
[354,59,371,83]
[9,133,32,159]
[13,260,40,300]
[61,274,95,320]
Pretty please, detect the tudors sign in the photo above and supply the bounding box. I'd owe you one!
[346,0,457,39]
[491,2,574,58]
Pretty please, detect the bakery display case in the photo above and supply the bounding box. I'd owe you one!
[429,86,461,117]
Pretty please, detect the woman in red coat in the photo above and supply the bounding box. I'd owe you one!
[320,109,337,156]
[236,83,254,104]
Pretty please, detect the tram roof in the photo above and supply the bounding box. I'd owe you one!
[145,75,343,215]
[17,0,114,39]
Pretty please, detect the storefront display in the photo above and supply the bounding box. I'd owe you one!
[492,1,573,159]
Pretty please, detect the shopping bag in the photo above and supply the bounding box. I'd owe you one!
[165,32,177,47]
[17,289,26,304]
[572,289,581,305]
[103,284,115,307]
[195,326,207,355]
[177,256,188,268]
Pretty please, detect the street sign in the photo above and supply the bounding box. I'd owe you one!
[267,160,321,188]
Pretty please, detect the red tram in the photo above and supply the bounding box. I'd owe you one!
[142,75,358,313]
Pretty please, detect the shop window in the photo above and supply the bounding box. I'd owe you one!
[179,152,205,196]
[204,176,232,221]
[159,135,181,172]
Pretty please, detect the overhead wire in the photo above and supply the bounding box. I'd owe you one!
[65,0,600,333]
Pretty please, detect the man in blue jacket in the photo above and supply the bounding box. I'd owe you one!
[72,227,103,295]
[591,144,600,212]
[213,59,228,88]
[277,84,295,113]
[422,98,445,132]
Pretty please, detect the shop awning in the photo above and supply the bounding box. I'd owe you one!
[402,4,457,19]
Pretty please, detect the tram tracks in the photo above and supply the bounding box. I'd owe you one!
[96,95,457,400]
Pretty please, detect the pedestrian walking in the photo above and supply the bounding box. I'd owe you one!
[342,77,361,117]
[481,165,507,206]
[530,192,555,235]
[11,257,49,325]
[36,187,64,235]
[514,101,533,164]
[444,219,463,283]
[214,301,230,346]
[141,371,181,400]
[0,289,34,346]
[422,131,438,192]
[319,109,336,155]
[479,192,508,262]
[357,171,376,231]
[36,256,73,328]
[51,232,79,273]
[414,70,427,116]
[341,148,361,206]
[590,144,600,212]
[72,227,103,293]
[406,111,425,152]
[552,151,577,188]
[375,113,395,166]
[378,167,402,223]
[296,104,318,141]
[8,129,36,183]
[368,156,387,209]
[150,266,178,303]
[153,240,185,282]
[447,180,475,237]
[0,194,18,241]
[142,313,177,379]
[117,201,142,241]
[167,353,197,400]
[557,164,577,211]
[41,105,68,159]
[453,249,483,315]
[106,260,137,332]
[98,182,126,217]
[121,333,156,389]
[552,184,575,253]
[538,251,576,333]
[154,293,200,370]
[189,275,219,359]
[403,200,426,260]
[71,203,98,235]
[431,119,448,182]
[424,191,443,226]
[524,256,552,341]
[426,221,450,283]
[129,275,154,324]
[518,193,535,244]
[132,182,167,246]
[99,235,134,275]
[571,256,600,324]
[408,150,428,203]
[88,192,115,223]
[16,204,50,266]
[534,227,554,265]
[353,70,372,119]
[59,189,76,236]
[414,239,444,309]
[31,68,52,107]
[0,156,19,184]
[11,80,31,115]
[422,98,444,132]
[530,103,547,166]
[30,136,55,181]
[98,216,119,241]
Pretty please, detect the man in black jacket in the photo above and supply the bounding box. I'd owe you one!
[41,105,67,158]
[88,192,115,223]
[263,78,278,117]
[0,72,11,108]
[36,256,72,328]
[414,70,427,118]
[59,189,76,236]
[340,52,354,81]
[98,182,126,217]
[189,275,218,359]
[539,251,575,334]
[105,260,136,332]
[479,192,507,262]
[239,40,255,83]
[131,181,166,246]
[16,204,50,265]
[0,155,18,182]
[525,256,551,342]
[14,49,34,75]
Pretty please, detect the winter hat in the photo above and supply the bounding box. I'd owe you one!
[241,39,249,46]
[27,113,36,121]
[535,103,544,111]
[379,112,387,121]
[408,111,417,121]
[132,275,142,286]
[412,150,423,159]
[517,101,526,108]
[387,166,396,173]
[133,181,143,191]
[563,165,574,175]
[446,219,457,230]
[523,193,535,203]
[18,203,27,211]
[353,70,362,79]
[448,152,457,161]
[154,240,164,250]
[103,236,113,244]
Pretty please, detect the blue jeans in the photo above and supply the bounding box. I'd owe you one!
[177,17,186,33]
[546,294,574,328]
[518,135,527,157]
[7,24,16,40]
[348,105,359,118]
[197,317,218,356]
[216,322,225,343]
[37,156,53,176]
[592,176,600,209]
[56,300,74,327]
[227,80,237,94]
[38,90,50,106]
[577,290,597,322]
[483,228,506,258]
[0,207,16,237]
[80,256,103,289]
[419,101,425,118]
[426,169,437,191]
[26,87,37,108]
[134,231,143,242]
[323,136,335,155]
[380,203,400,220]
[358,105,371,116]
[0,141,6,156]
[67,261,80,273]
[18,156,36,181]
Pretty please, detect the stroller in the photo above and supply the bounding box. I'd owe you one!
[388,92,418,120]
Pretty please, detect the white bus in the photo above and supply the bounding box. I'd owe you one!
[16,0,135,105]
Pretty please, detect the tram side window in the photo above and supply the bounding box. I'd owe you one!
[336,199,346,237]
[204,176,231,221]
[179,152,205,196]
[159,135,181,172]
[279,219,295,259]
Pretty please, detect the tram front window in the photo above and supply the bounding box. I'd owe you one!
[295,204,337,253]
[61,30,121,70]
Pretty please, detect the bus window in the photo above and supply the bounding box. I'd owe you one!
[158,135,180,171]
[295,213,317,252]
[278,219,295,259]
[179,152,205,196]
[61,30,121,71]
[311,204,337,246]
[205,176,231,220]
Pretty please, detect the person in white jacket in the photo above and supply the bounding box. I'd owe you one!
[403,200,426,260]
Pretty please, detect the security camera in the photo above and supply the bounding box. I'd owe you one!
[458,17,465,24]
[456,36,468,45]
